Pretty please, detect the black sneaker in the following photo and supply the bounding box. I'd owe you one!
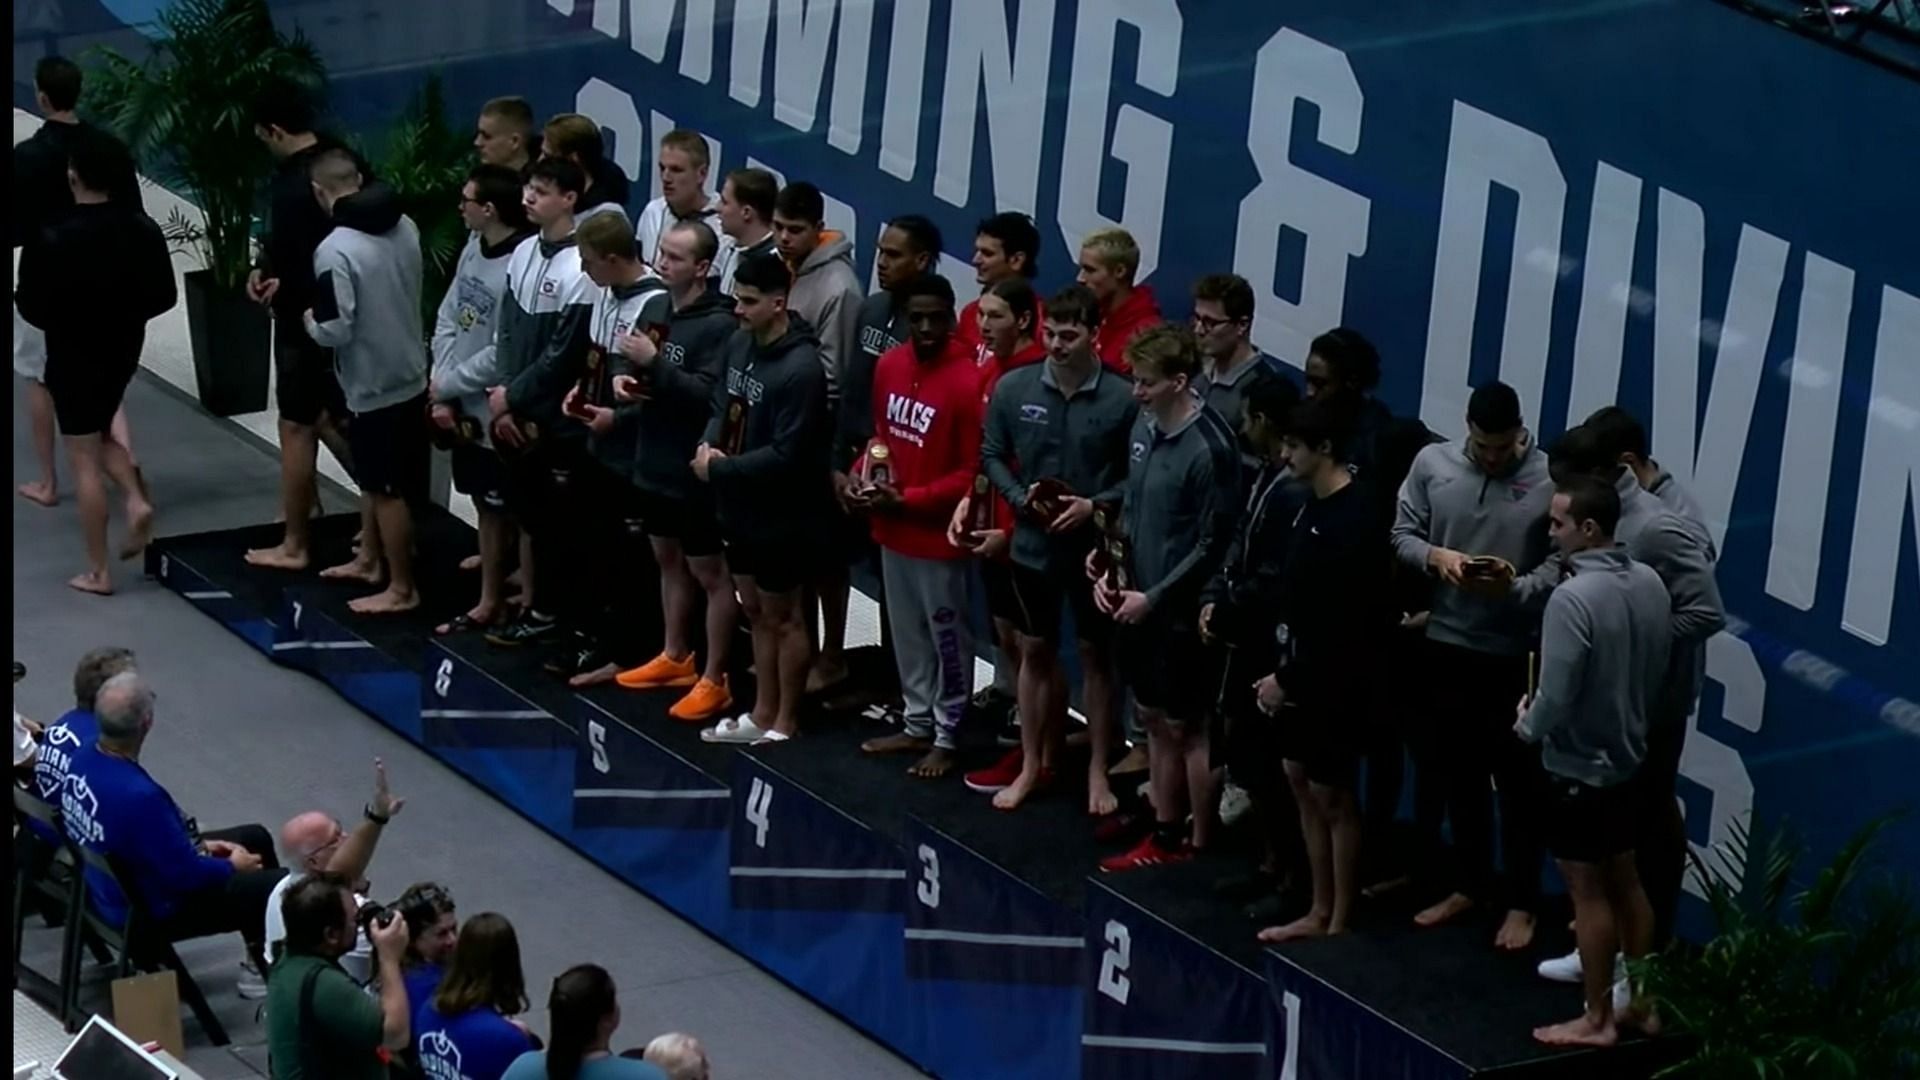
[545,639,609,679]
[995,704,1023,747]
[486,611,559,647]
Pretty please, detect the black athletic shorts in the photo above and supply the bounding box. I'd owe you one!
[450,442,507,511]
[1281,696,1364,791]
[1005,546,1110,647]
[44,345,140,437]
[273,317,348,426]
[1546,775,1640,863]
[1119,614,1218,723]
[726,530,820,595]
[348,392,431,502]
[638,489,723,559]
[979,557,1021,626]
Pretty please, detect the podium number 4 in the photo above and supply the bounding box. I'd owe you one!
[1097,920,1132,1005]
[915,844,940,908]
[745,777,774,848]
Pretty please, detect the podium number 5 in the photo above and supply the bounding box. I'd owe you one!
[745,777,773,848]
[915,844,940,908]
[588,721,610,775]
[1097,920,1131,1005]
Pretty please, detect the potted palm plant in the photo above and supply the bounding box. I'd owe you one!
[86,0,324,416]
[371,73,476,332]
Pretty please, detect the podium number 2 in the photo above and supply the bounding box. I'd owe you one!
[1097,920,1132,1005]
[745,778,773,848]
[915,844,940,908]
[588,721,610,774]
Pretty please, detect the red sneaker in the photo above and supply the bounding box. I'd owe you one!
[1093,811,1150,845]
[963,748,1025,794]
[1099,834,1193,874]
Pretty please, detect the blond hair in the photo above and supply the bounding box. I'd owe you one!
[1080,227,1140,280]
[1124,323,1202,381]
[542,113,603,163]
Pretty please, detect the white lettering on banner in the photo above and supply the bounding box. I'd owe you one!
[745,776,774,848]
[1095,919,1132,1004]
[763,0,874,153]
[1057,0,1181,282]
[578,77,646,186]
[915,843,940,908]
[1421,101,1566,440]
[878,0,932,180]
[1681,631,1765,900]
[729,0,770,108]
[1564,161,1643,421]
[934,0,1054,213]
[583,0,716,84]
[589,720,610,774]
[1234,27,1369,370]
[1843,286,1920,646]
[1766,252,1854,611]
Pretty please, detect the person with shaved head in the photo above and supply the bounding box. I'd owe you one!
[263,760,407,979]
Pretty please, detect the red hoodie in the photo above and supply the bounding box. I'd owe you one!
[977,340,1048,537]
[958,293,1048,367]
[867,336,985,560]
[1093,285,1162,373]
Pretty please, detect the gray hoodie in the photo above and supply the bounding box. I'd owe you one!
[304,183,425,414]
[1391,440,1553,655]
[1518,546,1672,787]
[784,231,862,399]
[431,228,532,440]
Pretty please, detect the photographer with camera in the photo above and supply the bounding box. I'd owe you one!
[266,872,412,1078]
[372,880,461,1014]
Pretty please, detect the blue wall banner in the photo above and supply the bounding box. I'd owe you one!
[418,641,576,833]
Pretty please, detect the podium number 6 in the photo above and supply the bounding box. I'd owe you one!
[915,844,940,908]
[745,777,773,848]
[434,659,453,698]
[1097,919,1132,1005]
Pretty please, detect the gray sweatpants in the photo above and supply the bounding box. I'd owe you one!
[880,548,973,750]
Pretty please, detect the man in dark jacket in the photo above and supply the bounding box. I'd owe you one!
[16,127,175,596]
[693,252,832,746]
[244,80,365,573]
[543,113,632,225]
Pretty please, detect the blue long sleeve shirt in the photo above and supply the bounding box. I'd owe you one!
[60,746,233,925]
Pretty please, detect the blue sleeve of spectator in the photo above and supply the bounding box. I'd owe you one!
[122,783,234,897]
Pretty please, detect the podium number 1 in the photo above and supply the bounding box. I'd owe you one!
[915,844,940,908]
[745,778,774,848]
[1097,920,1132,1005]
[1279,989,1301,1080]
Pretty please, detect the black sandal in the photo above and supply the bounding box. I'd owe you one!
[435,613,486,637]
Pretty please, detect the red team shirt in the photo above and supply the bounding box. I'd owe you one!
[868,336,986,561]
[1092,285,1163,373]
[957,293,1047,367]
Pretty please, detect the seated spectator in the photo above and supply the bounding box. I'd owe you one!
[501,964,666,1079]
[29,645,136,829]
[415,913,539,1080]
[266,872,411,1078]
[59,671,285,996]
[391,880,460,1012]
[637,1033,709,1080]
[12,659,39,774]
[262,758,406,980]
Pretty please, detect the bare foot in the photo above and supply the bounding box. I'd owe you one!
[68,571,113,596]
[1495,910,1537,951]
[908,747,955,778]
[862,732,931,755]
[1257,914,1330,944]
[118,500,155,560]
[245,545,311,571]
[1415,892,1475,928]
[1533,1014,1617,1048]
[569,662,619,688]
[459,554,482,572]
[348,587,418,615]
[1108,745,1150,776]
[1087,774,1119,817]
[806,659,850,695]
[321,559,384,585]
[992,769,1048,811]
[17,480,57,507]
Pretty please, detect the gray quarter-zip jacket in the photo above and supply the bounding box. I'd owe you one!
[1518,546,1672,787]
[981,360,1140,571]
[785,231,862,399]
[1119,404,1243,616]
[1391,440,1553,655]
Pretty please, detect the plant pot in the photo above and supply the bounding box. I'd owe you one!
[182,268,271,417]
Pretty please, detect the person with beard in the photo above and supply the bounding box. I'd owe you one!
[301,149,427,615]
[245,80,366,573]
[548,213,673,686]
[542,113,632,225]
[634,128,730,272]
[712,167,779,296]
[474,97,538,176]
[851,274,982,778]
[429,164,535,637]
[694,253,833,746]
[1389,381,1554,950]
[956,211,1042,364]
[611,220,742,724]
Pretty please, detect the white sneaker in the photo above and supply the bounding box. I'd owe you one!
[1218,781,1253,826]
[1611,974,1632,1014]
[237,958,268,1000]
[1536,948,1583,983]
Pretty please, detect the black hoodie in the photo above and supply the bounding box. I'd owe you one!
[634,287,737,501]
[701,314,833,540]
[258,135,369,316]
[575,157,633,225]
[16,201,176,359]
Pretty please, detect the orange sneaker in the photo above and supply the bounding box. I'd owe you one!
[669,677,733,723]
[615,652,700,690]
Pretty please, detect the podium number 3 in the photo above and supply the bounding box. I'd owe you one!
[1097,920,1132,1005]
[915,844,940,908]
[745,777,774,848]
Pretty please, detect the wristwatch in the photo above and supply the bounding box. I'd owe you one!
[364,803,391,826]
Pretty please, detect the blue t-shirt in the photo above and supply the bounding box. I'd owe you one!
[414,1002,535,1080]
[59,744,231,925]
[499,1052,666,1080]
[404,963,445,1016]
[26,708,98,844]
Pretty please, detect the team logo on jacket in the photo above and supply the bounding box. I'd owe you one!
[419,1031,461,1078]
[1019,404,1048,424]
[726,366,766,405]
[59,774,104,845]
[886,394,936,435]
[540,277,559,297]
[860,325,899,356]
[1130,440,1147,462]
[662,340,687,367]
[1510,482,1532,502]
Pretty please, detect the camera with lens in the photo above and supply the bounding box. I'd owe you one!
[356,882,452,936]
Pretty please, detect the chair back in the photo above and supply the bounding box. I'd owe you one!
[11,783,61,833]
